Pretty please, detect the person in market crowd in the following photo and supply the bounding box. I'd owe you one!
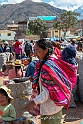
[62,39,77,65]
[13,40,23,60]
[25,50,38,81]
[0,85,16,123]
[80,37,83,51]
[21,52,27,59]
[61,38,78,108]
[30,40,35,54]
[51,40,62,59]
[25,59,38,82]
[8,41,15,60]
[24,40,32,58]
[3,41,12,61]
[0,43,3,53]
[8,60,24,80]
[25,39,77,124]
[77,38,82,51]
[70,39,77,49]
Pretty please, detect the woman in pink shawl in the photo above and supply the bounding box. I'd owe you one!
[25,39,77,124]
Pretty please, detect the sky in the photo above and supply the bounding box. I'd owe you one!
[0,0,83,11]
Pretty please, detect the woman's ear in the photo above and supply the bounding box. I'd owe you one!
[45,48,48,54]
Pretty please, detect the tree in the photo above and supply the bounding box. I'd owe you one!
[25,29,32,35]
[28,19,46,35]
[53,11,80,37]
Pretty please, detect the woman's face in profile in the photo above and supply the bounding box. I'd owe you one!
[33,44,48,60]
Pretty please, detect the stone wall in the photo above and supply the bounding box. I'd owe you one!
[7,79,32,118]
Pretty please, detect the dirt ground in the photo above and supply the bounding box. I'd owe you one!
[0,76,83,124]
[62,101,83,124]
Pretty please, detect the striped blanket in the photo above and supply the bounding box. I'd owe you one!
[32,56,77,109]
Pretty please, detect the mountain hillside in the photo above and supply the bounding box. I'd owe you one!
[74,6,83,19]
[0,0,66,28]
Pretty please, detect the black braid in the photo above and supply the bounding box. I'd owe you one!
[35,39,53,91]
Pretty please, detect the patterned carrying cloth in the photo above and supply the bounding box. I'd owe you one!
[32,56,77,109]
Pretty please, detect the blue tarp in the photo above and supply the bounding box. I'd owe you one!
[37,16,56,21]
[49,37,61,42]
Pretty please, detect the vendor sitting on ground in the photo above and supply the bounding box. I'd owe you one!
[8,60,24,80]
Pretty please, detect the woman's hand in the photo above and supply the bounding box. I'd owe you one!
[25,101,36,111]
[29,76,33,82]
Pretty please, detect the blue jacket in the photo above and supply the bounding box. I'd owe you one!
[25,60,38,77]
[0,47,3,53]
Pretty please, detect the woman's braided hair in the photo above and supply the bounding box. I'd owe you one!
[35,39,53,91]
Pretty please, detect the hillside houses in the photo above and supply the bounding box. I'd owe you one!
[0,30,15,41]
[0,16,83,41]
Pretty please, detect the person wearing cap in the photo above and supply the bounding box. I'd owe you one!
[8,60,24,80]
[61,39,78,108]
[0,85,16,123]
[62,39,77,65]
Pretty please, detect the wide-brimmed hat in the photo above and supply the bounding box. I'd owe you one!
[13,60,24,66]
[0,85,13,102]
